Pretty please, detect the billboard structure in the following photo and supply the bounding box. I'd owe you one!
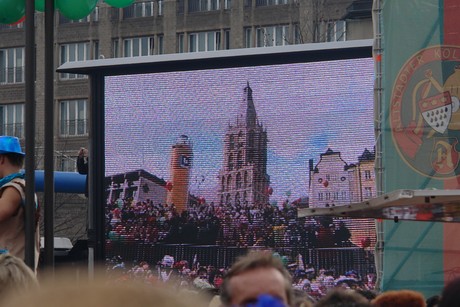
[300,0,460,298]
[379,0,460,297]
[58,41,377,296]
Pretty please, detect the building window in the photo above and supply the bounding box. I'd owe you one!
[0,23,24,30]
[178,34,185,53]
[59,99,88,137]
[0,103,24,138]
[364,170,372,180]
[236,172,242,189]
[59,42,90,79]
[326,192,330,200]
[188,0,220,12]
[224,30,231,49]
[364,187,372,198]
[245,28,252,48]
[228,154,233,170]
[123,1,154,19]
[224,0,232,9]
[189,31,221,52]
[93,41,100,59]
[256,25,289,47]
[294,24,302,44]
[318,192,323,201]
[59,6,99,24]
[327,20,346,42]
[123,37,154,57]
[256,0,287,6]
[158,0,164,15]
[341,191,347,200]
[157,35,164,54]
[0,47,24,84]
[58,155,77,172]
[112,39,119,58]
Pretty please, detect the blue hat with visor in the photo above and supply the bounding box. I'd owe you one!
[0,136,25,156]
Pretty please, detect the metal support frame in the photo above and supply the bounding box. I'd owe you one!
[372,0,384,290]
[24,0,36,271]
[43,0,56,272]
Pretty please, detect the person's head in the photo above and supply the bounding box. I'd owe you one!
[439,277,460,307]
[372,290,426,307]
[2,274,206,307]
[0,254,38,302]
[0,136,25,175]
[426,295,440,307]
[220,250,294,306]
[315,288,371,307]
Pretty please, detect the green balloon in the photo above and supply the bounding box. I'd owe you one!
[0,0,25,24]
[36,0,56,12]
[35,0,45,12]
[105,0,134,9]
[56,0,98,20]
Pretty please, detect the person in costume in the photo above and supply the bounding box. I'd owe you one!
[0,136,40,272]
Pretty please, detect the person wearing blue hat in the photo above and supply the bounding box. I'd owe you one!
[0,136,40,272]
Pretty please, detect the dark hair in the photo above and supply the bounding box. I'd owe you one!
[3,153,24,168]
[426,295,440,307]
[315,289,371,307]
[356,289,377,301]
[439,277,460,307]
[220,250,293,306]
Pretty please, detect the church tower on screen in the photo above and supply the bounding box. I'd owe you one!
[218,82,270,206]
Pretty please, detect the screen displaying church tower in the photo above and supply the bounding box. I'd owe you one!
[218,83,270,206]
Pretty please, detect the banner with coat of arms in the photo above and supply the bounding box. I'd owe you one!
[381,0,460,297]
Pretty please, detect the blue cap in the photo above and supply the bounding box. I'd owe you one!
[0,136,25,156]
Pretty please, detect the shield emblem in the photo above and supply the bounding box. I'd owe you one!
[419,91,453,134]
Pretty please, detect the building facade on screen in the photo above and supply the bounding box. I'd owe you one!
[167,135,193,212]
[309,148,376,208]
[218,83,270,206]
[106,169,167,205]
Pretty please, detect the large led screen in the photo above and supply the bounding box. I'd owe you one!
[104,57,377,296]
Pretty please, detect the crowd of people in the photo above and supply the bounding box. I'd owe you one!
[105,197,362,249]
[1,250,459,307]
[104,197,376,302]
[105,252,376,301]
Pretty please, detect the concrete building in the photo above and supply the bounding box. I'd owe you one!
[0,0,372,239]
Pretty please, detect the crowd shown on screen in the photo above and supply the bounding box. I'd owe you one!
[105,198,355,248]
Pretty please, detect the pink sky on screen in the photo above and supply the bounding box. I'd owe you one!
[104,58,374,203]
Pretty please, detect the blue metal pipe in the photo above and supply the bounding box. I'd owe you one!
[33,170,86,194]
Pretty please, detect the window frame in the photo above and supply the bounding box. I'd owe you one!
[59,42,90,80]
[59,99,88,137]
[0,47,25,84]
[0,103,24,138]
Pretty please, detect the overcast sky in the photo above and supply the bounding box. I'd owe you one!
[105,57,374,204]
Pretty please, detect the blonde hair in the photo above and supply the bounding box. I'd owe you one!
[3,272,208,307]
[0,254,38,301]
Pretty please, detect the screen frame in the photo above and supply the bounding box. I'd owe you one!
[57,39,373,262]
